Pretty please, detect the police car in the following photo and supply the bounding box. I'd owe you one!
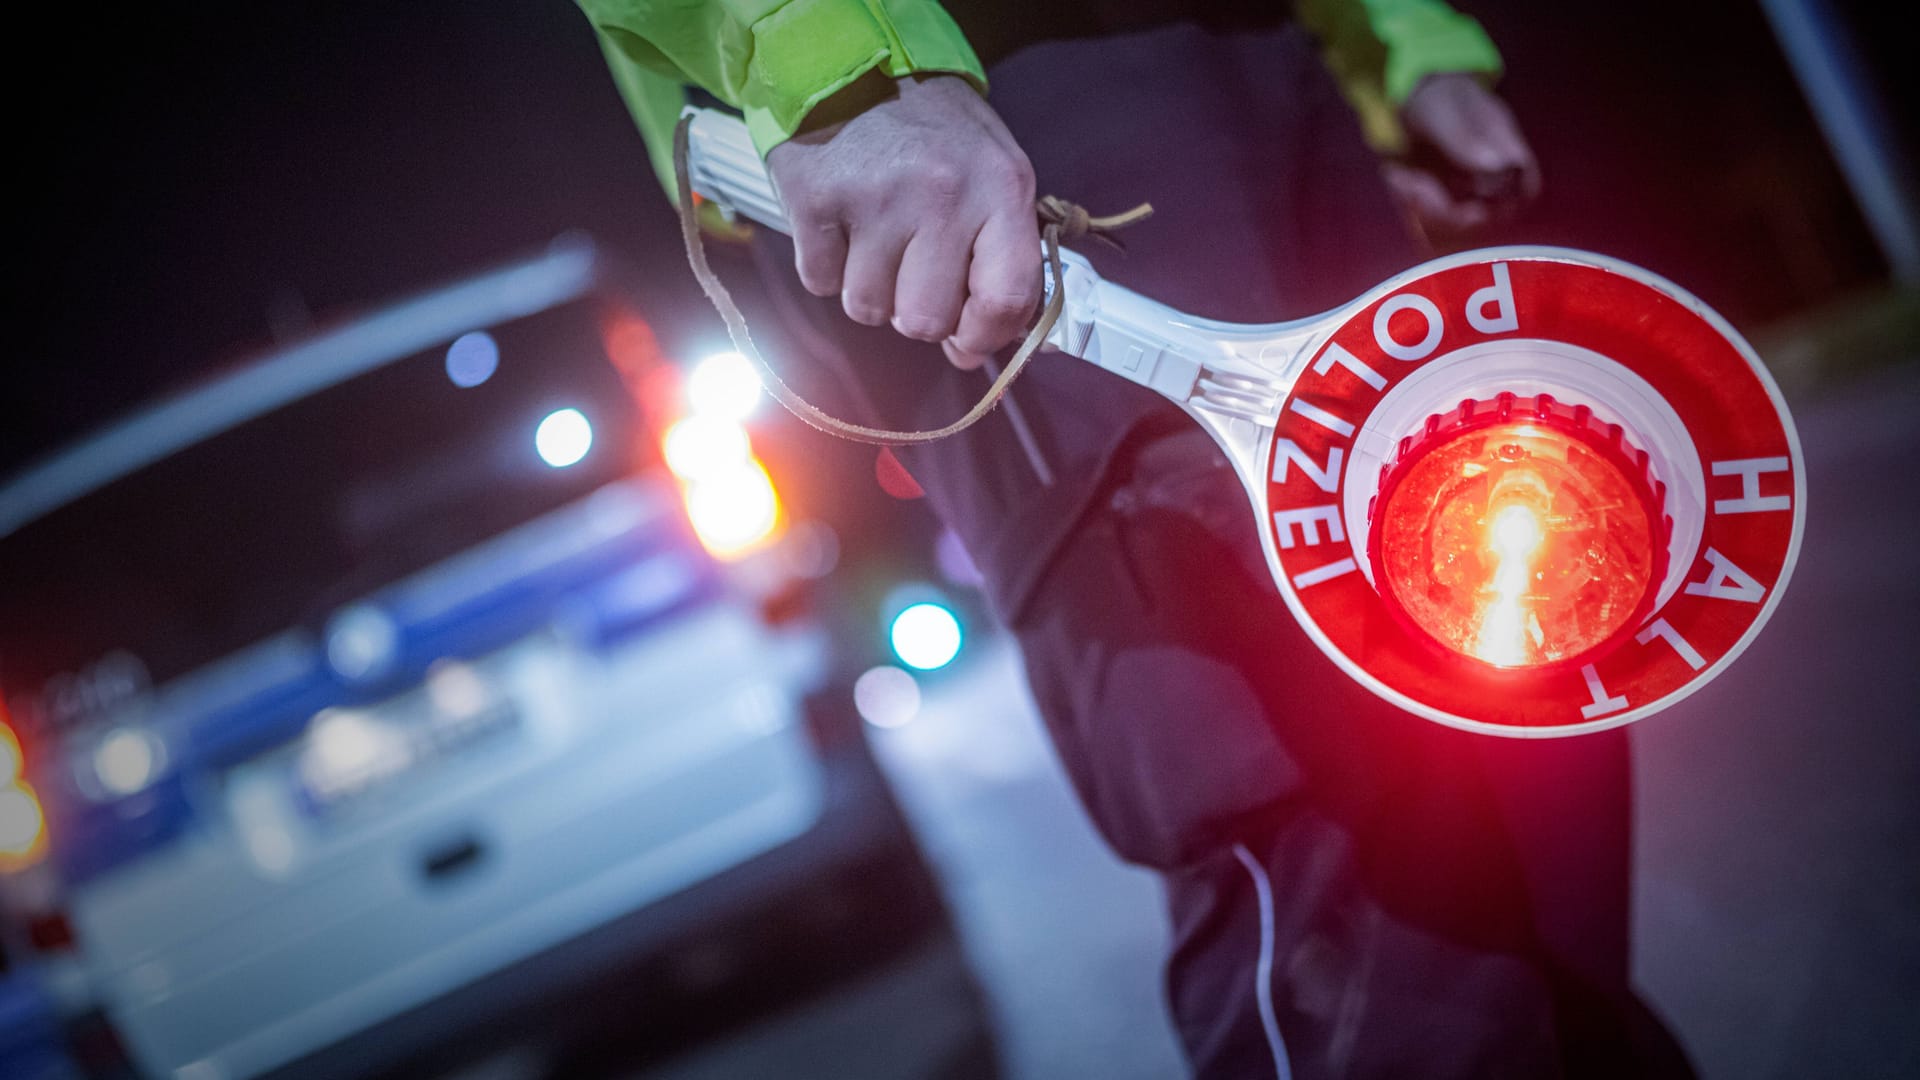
[0,238,959,1078]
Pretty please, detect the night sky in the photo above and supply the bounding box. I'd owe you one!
[14,0,1898,475]
[16,1,703,473]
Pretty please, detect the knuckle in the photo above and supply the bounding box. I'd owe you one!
[845,172,892,210]
[789,192,837,230]
[797,267,840,298]
[917,157,966,192]
[793,246,843,298]
[974,289,1035,323]
[984,151,1035,201]
[843,292,890,326]
[913,162,967,211]
[893,310,959,342]
[841,185,882,216]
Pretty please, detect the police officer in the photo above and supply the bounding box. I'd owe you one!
[577,2,1693,1075]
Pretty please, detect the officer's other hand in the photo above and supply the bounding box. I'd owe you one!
[766,73,1041,370]
[1385,72,1541,238]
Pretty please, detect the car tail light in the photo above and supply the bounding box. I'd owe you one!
[661,403,784,560]
[683,459,783,558]
[1,720,48,871]
[663,415,752,479]
[0,785,45,870]
[602,306,789,562]
[0,719,21,780]
[685,351,765,422]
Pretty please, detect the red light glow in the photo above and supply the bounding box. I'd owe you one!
[0,783,48,869]
[1369,394,1669,670]
[0,723,21,782]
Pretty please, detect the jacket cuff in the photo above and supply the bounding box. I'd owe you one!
[1378,9,1503,104]
[741,0,986,157]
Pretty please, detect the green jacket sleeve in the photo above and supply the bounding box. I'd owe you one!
[577,0,986,195]
[1299,0,1504,151]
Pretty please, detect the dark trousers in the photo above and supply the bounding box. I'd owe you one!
[742,21,1695,1077]
[1014,430,1694,1077]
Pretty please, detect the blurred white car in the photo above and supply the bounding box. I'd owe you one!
[0,239,970,1079]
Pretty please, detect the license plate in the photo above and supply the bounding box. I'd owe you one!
[295,659,517,815]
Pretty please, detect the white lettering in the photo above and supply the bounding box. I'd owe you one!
[1579,663,1629,719]
[1466,262,1518,334]
[1311,342,1388,391]
[1711,457,1791,514]
[1635,618,1706,670]
[1271,441,1344,492]
[1292,557,1358,588]
[1288,399,1356,438]
[1373,293,1445,361]
[1273,505,1345,550]
[1683,547,1766,603]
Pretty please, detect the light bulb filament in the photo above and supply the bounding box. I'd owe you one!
[1473,503,1544,666]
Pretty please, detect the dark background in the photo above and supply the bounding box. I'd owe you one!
[11,0,1907,472]
[9,7,1918,1076]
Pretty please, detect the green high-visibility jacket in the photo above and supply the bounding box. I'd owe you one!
[578,0,1502,198]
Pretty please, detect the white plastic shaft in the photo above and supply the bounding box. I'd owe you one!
[683,107,791,233]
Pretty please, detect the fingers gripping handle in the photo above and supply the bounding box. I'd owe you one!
[673,107,1072,447]
[678,106,1207,405]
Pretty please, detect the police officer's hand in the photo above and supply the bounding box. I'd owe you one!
[1386,72,1541,237]
[766,73,1040,370]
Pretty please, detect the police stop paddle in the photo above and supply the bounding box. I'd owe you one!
[677,107,1804,738]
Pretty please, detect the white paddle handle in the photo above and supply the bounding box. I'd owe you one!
[678,106,1251,408]
[683,107,791,233]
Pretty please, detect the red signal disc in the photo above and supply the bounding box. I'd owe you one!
[1261,252,1803,736]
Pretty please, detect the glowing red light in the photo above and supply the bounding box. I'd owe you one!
[1368,394,1669,670]
[0,722,21,781]
[1,720,47,870]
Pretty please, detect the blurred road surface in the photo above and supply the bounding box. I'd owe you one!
[1631,361,1920,1079]
[863,645,1188,1080]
